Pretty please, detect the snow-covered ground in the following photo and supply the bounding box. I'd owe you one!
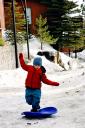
[0,37,85,128]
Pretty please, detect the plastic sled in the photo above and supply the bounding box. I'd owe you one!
[21,107,58,118]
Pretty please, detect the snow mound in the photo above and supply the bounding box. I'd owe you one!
[22,36,80,71]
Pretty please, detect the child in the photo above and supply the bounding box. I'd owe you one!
[19,53,59,112]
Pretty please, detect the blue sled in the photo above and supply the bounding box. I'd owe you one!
[21,107,58,118]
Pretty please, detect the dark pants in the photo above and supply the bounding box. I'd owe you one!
[25,88,41,109]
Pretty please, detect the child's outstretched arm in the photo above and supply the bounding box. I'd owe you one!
[41,74,59,86]
[19,53,30,71]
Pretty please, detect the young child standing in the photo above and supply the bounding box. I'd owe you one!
[19,53,59,112]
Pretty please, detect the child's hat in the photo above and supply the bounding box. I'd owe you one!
[33,57,42,66]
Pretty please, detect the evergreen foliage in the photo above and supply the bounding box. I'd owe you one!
[4,1,26,44]
[4,1,25,32]
[45,0,84,51]
[35,15,57,49]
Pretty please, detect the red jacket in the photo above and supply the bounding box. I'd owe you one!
[19,53,59,89]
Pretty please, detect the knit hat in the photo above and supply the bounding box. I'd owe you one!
[33,57,42,66]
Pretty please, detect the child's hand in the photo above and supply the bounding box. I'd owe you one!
[19,53,23,58]
[55,82,59,86]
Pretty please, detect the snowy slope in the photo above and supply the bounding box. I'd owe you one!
[0,37,85,128]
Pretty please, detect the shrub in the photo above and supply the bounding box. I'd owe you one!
[0,38,5,46]
[5,30,26,44]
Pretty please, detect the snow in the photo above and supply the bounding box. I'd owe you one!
[69,0,83,6]
[0,37,85,128]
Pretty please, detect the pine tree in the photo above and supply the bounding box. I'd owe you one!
[4,1,25,32]
[4,1,26,44]
[81,3,85,46]
[44,0,83,52]
[35,15,56,49]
